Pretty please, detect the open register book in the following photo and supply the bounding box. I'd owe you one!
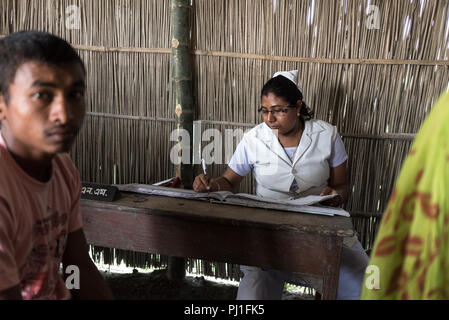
[115,183,350,217]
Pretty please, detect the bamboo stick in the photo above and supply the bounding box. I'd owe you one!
[4,32,447,65]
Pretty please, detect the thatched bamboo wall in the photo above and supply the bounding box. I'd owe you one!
[1,0,449,281]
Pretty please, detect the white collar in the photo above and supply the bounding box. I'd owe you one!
[253,120,324,166]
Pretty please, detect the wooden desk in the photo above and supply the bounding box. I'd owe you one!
[81,192,354,299]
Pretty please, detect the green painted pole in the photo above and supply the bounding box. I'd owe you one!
[168,0,193,281]
[171,0,194,188]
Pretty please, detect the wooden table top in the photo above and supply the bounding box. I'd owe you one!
[81,192,354,238]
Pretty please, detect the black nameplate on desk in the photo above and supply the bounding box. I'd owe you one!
[81,183,120,202]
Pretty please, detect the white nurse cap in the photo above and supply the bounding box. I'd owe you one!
[272,70,303,94]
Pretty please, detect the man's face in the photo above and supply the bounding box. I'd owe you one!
[0,61,86,159]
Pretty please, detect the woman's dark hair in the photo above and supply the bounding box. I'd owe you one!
[261,75,314,121]
[0,31,85,104]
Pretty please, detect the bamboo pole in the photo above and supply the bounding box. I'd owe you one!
[167,0,194,281]
[171,0,194,188]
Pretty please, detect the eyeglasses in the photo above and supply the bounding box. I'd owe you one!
[258,106,295,117]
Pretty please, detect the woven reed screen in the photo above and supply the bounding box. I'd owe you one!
[2,0,449,281]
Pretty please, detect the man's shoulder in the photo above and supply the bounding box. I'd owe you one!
[53,153,80,186]
[54,153,77,169]
[0,147,15,182]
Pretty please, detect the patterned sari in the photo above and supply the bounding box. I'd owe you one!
[361,91,449,299]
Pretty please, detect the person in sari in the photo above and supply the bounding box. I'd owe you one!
[362,91,449,299]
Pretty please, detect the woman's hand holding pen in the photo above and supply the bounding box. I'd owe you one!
[193,174,219,193]
[194,158,221,192]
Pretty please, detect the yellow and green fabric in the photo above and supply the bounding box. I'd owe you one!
[362,91,449,299]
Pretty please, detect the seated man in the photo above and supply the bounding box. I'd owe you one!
[0,31,113,300]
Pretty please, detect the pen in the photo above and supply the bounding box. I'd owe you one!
[201,158,207,176]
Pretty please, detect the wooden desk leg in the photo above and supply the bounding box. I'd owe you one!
[321,237,343,300]
[167,256,186,280]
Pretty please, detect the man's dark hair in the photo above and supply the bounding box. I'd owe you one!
[261,75,314,121]
[0,31,85,104]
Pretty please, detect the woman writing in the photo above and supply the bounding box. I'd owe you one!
[193,70,369,300]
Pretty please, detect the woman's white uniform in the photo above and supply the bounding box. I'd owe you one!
[229,119,369,300]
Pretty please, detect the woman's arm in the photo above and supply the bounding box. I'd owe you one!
[320,161,349,206]
[193,167,244,193]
